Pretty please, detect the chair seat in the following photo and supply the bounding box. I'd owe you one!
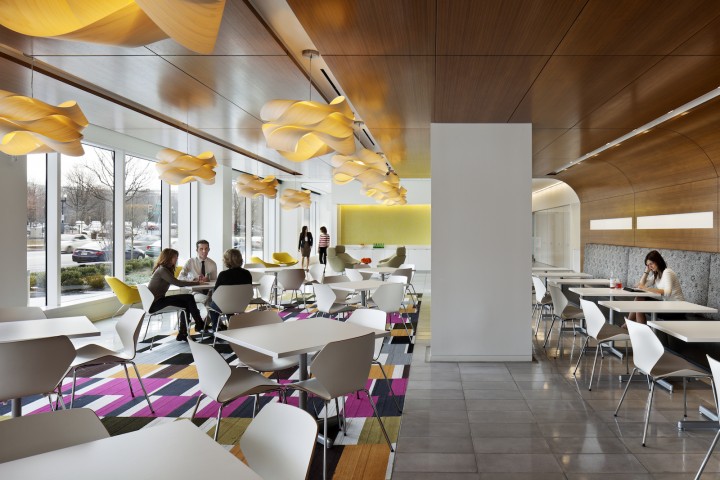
[72,344,132,366]
[237,347,300,372]
[561,305,584,320]
[596,324,630,343]
[290,377,333,401]
[649,352,709,380]
[327,303,356,315]
[217,367,278,403]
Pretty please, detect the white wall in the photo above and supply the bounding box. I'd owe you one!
[431,123,531,362]
[0,153,30,306]
[532,181,581,271]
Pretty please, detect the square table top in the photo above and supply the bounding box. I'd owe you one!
[549,279,610,286]
[599,300,718,315]
[648,320,720,343]
[191,281,215,292]
[0,316,99,343]
[214,316,388,359]
[246,266,295,273]
[532,267,573,272]
[569,288,661,298]
[0,420,261,479]
[539,272,593,279]
[328,279,386,292]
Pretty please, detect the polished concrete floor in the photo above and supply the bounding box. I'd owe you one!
[391,288,720,479]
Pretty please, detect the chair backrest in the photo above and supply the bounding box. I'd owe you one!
[0,409,110,463]
[0,306,46,322]
[188,339,231,401]
[114,308,146,358]
[313,283,337,313]
[213,284,253,314]
[386,275,406,285]
[334,245,346,254]
[345,269,363,282]
[272,252,298,265]
[327,249,345,273]
[249,270,265,283]
[393,268,413,283]
[346,309,386,359]
[174,266,182,278]
[707,355,720,419]
[311,333,375,398]
[547,284,569,316]
[0,336,75,401]
[229,310,283,329]
[322,274,349,284]
[241,402,318,480]
[371,283,405,313]
[257,275,276,302]
[579,299,607,339]
[309,264,325,283]
[104,276,141,305]
[625,319,665,374]
[277,269,306,290]
[531,276,546,303]
[136,284,156,313]
[399,263,415,281]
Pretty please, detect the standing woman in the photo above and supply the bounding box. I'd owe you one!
[147,248,204,341]
[627,250,685,325]
[298,225,313,271]
[318,226,330,265]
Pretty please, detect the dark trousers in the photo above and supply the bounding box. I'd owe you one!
[150,294,202,335]
[318,247,328,264]
[208,300,221,330]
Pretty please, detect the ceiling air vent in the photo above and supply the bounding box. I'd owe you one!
[362,129,375,146]
[320,68,342,97]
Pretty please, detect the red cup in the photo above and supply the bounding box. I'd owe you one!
[616,282,622,289]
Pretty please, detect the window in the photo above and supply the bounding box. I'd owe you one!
[60,146,114,303]
[27,154,46,306]
[251,196,264,258]
[231,171,247,257]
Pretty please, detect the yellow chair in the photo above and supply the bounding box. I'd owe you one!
[251,256,281,268]
[104,276,141,318]
[174,266,183,278]
[272,252,299,266]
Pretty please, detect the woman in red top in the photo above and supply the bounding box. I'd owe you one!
[317,226,330,265]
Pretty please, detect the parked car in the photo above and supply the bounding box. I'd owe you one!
[72,242,146,263]
[60,234,91,253]
[129,234,159,249]
[145,239,177,257]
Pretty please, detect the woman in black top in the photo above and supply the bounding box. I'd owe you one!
[147,248,203,342]
[298,225,313,271]
[207,248,252,332]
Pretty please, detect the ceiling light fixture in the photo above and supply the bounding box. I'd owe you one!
[280,186,311,210]
[235,172,278,198]
[155,147,216,185]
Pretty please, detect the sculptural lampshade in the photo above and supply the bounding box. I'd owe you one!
[155,148,216,185]
[331,148,387,186]
[364,172,407,206]
[279,188,311,210]
[0,0,226,54]
[0,89,88,156]
[260,96,355,162]
[235,173,278,198]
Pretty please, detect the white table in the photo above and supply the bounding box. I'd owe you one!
[190,281,215,292]
[599,300,717,323]
[0,420,262,479]
[532,266,574,272]
[363,267,398,280]
[549,278,611,286]
[571,288,661,323]
[328,279,386,307]
[540,272,593,279]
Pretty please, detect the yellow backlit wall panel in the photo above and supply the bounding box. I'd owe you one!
[339,205,431,245]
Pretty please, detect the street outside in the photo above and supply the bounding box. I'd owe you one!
[27,250,83,272]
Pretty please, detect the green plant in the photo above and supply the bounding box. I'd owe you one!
[35,272,46,290]
[86,274,106,289]
[61,270,85,286]
[29,272,37,288]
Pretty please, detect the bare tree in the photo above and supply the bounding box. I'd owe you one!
[27,182,45,225]
[64,166,97,228]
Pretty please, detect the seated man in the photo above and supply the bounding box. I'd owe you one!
[179,239,218,304]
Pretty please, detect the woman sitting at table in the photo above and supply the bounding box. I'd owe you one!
[207,248,252,332]
[626,250,685,325]
[147,248,204,342]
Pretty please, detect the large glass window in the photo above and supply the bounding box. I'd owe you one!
[231,172,247,257]
[124,155,160,285]
[27,154,46,306]
[170,184,178,251]
[251,196,264,258]
[60,146,114,303]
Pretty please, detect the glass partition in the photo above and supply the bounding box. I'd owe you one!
[251,195,264,258]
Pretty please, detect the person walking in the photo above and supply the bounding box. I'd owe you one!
[298,225,313,271]
[317,226,330,265]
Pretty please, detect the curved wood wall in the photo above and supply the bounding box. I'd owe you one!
[555,96,720,262]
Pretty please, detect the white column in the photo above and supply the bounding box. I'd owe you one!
[197,164,232,262]
[0,153,30,306]
[430,123,531,362]
[46,153,61,306]
[113,148,125,277]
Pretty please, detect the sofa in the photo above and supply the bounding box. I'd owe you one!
[378,246,406,268]
[327,245,360,273]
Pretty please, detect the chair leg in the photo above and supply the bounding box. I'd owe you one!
[376,360,402,413]
[122,363,136,398]
[191,393,205,419]
[533,304,542,337]
[130,361,155,414]
[615,368,637,416]
[214,403,225,442]
[573,336,590,376]
[695,428,720,480]
[543,316,556,348]
[363,388,394,452]
[70,367,78,409]
[142,313,154,351]
[683,377,688,418]
[323,401,328,480]
[642,380,656,446]
[253,394,260,418]
[555,320,564,358]
[589,342,601,391]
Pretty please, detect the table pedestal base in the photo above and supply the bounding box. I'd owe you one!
[679,405,720,430]
[617,375,673,393]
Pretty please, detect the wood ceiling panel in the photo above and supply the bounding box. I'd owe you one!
[581,194,635,248]
[371,128,430,178]
[602,129,717,193]
[555,160,633,203]
[436,0,584,55]
[579,56,720,131]
[511,56,661,127]
[673,15,720,55]
[533,129,570,155]
[322,55,433,129]
[434,55,548,123]
[533,128,626,176]
[662,98,720,173]
[556,0,720,55]
[288,0,435,55]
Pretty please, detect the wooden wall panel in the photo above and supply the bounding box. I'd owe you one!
[581,194,635,246]
[633,178,718,252]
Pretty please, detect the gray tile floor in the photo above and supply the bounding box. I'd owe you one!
[392,279,720,479]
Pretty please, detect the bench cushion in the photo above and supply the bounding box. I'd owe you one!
[584,244,629,284]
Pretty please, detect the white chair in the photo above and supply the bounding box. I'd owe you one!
[395,266,418,305]
[69,308,154,413]
[288,333,394,480]
[545,284,584,358]
[695,355,720,479]
[371,282,412,339]
[615,319,711,446]
[227,311,299,375]
[574,299,630,390]
[188,339,281,441]
[0,306,46,322]
[208,284,253,346]
[0,336,75,412]
[344,268,363,282]
[0,409,109,463]
[313,283,355,319]
[240,402,317,480]
[249,275,275,310]
[346,308,402,413]
[277,269,308,308]
[137,284,188,350]
[303,264,326,304]
[531,276,553,337]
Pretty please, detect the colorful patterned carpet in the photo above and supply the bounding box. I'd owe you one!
[1,299,420,479]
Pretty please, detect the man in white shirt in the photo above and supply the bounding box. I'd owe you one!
[180,239,218,303]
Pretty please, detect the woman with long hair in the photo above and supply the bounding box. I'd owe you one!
[297,225,313,271]
[627,250,685,324]
[317,226,330,265]
[147,248,204,341]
